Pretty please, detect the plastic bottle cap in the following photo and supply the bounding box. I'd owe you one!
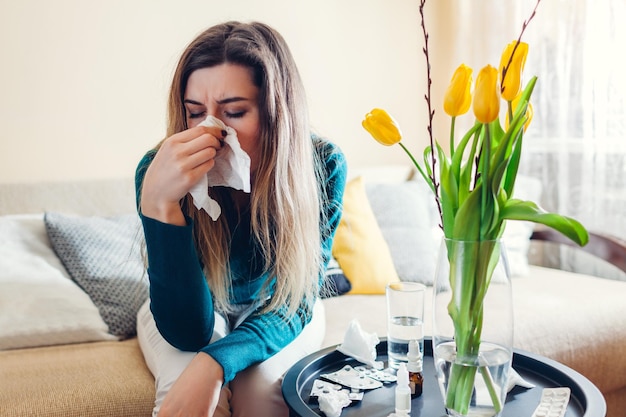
[397,362,409,386]
[407,340,423,372]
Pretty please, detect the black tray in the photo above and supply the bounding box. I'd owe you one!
[282,338,606,417]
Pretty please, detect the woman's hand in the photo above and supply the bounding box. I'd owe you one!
[141,126,224,225]
[158,352,225,417]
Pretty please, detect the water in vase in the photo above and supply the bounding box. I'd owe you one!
[434,341,512,417]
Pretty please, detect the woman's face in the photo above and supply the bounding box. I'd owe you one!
[184,63,261,173]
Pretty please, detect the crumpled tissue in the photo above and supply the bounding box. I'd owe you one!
[472,366,535,407]
[189,115,251,221]
[318,388,352,417]
[507,368,535,391]
[336,319,384,369]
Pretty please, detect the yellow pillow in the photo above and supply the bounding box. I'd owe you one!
[332,176,399,294]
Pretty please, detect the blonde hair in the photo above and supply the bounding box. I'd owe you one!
[159,21,323,318]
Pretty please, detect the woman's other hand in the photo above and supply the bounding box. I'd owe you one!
[157,352,225,417]
[141,126,223,225]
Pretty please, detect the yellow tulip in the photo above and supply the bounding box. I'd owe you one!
[506,94,534,132]
[499,41,528,102]
[524,101,534,132]
[444,64,473,117]
[362,108,402,146]
[473,65,500,124]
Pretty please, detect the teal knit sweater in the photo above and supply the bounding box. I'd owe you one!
[134,137,347,383]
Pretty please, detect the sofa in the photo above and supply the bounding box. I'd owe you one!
[2,170,626,417]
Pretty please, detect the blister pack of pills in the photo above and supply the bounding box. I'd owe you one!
[353,365,397,383]
[309,379,364,402]
[529,387,571,417]
[320,365,383,390]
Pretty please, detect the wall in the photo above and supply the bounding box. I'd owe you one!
[0,0,446,184]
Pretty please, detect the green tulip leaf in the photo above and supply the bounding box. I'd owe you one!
[501,199,589,246]
[453,185,482,240]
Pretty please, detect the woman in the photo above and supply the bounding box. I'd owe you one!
[134,21,346,417]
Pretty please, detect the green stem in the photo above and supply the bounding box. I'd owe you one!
[480,125,491,240]
[398,142,435,194]
[444,240,503,415]
[480,366,503,412]
[450,116,456,157]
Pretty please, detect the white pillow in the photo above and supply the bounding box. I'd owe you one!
[0,214,116,350]
[366,180,438,285]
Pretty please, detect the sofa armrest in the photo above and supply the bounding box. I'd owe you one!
[531,228,626,273]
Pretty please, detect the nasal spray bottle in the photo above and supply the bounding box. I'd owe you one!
[407,339,424,398]
[395,362,411,416]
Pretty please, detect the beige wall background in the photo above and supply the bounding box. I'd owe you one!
[0,0,460,184]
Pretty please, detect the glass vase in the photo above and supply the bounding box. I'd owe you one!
[432,238,514,417]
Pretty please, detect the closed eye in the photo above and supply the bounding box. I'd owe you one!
[225,111,246,119]
[183,99,206,120]
[188,111,206,119]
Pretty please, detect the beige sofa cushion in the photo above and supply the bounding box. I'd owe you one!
[0,179,136,217]
[0,339,154,417]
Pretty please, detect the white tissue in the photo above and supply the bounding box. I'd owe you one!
[318,389,351,417]
[336,319,384,369]
[189,115,251,221]
[507,368,535,391]
[474,367,535,406]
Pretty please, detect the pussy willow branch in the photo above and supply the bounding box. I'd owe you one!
[419,0,444,227]
[501,0,542,95]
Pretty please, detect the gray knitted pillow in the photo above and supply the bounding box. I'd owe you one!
[44,212,148,338]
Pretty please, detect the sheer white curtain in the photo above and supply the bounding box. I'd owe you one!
[520,0,626,239]
[440,0,626,275]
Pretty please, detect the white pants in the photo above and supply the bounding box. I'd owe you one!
[137,299,326,417]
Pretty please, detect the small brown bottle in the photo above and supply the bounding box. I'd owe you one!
[407,339,424,398]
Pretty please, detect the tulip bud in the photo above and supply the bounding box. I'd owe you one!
[362,108,402,146]
[499,41,528,102]
[506,94,534,132]
[523,101,534,132]
[473,65,500,124]
[444,64,473,117]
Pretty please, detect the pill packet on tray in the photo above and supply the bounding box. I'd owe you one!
[309,379,364,402]
[309,319,397,414]
[311,364,397,400]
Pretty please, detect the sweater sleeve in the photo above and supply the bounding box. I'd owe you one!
[135,152,216,350]
[201,140,348,383]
